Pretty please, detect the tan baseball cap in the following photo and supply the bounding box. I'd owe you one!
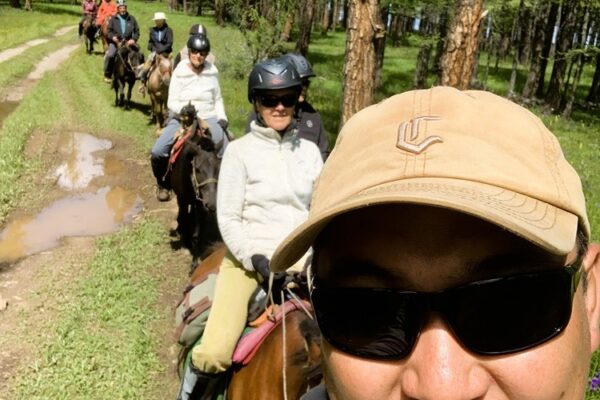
[271,86,590,272]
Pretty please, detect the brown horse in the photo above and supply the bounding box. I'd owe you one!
[170,104,222,270]
[147,54,172,133]
[179,247,322,400]
[81,14,97,55]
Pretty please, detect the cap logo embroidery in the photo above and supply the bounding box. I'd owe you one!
[396,116,443,154]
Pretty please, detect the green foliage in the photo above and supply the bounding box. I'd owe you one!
[226,0,297,63]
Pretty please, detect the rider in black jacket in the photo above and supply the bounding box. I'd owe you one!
[103,0,140,83]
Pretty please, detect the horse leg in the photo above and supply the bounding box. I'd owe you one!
[189,202,202,272]
[125,80,133,110]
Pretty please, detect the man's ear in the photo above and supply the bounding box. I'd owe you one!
[584,243,600,351]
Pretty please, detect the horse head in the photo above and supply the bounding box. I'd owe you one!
[189,125,220,212]
[155,54,172,87]
[126,44,143,71]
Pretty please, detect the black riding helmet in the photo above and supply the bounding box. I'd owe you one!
[247,58,302,103]
[280,53,315,79]
[187,35,210,53]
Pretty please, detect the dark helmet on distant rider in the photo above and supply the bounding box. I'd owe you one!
[189,24,208,37]
[247,58,302,103]
[187,35,210,53]
[280,53,315,80]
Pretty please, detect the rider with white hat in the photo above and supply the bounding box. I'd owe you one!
[138,11,173,92]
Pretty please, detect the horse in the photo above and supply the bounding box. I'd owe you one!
[178,247,322,400]
[112,44,143,110]
[147,53,172,133]
[170,104,222,270]
[81,14,97,55]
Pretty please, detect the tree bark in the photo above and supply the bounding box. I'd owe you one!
[439,0,484,89]
[24,0,32,10]
[522,0,551,99]
[545,1,579,112]
[281,13,295,41]
[562,2,590,118]
[432,4,450,76]
[535,1,560,98]
[508,0,525,97]
[215,0,225,26]
[321,0,332,34]
[587,53,600,103]
[373,10,386,90]
[340,0,381,126]
[414,43,432,89]
[296,0,316,55]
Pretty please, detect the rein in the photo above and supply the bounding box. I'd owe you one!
[192,166,217,202]
[116,45,136,74]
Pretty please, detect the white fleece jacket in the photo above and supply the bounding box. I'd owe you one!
[167,59,227,121]
[217,121,323,271]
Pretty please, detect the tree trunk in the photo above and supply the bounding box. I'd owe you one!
[340,0,381,126]
[281,13,295,41]
[390,13,401,46]
[215,0,225,26]
[321,0,332,34]
[331,0,339,29]
[535,1,559,98]
[24,0,32,10]
[562,3,590,118]
[508,0,525,97]
[341,0,348,28]
[414,43,432,89]
[9,0,20,8]
[432,4,450,76]
[439,0,484,89]
[373,10,386,90]
[296,0,315,55]
[522,0,551,99]
[587,54,600,103]
[545,1,579,112]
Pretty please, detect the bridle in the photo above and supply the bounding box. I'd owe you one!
[192,167,217,203]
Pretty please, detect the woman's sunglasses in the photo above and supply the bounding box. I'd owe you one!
[258,94,298,108]
[311,264,581,360]
[190,49,208,56]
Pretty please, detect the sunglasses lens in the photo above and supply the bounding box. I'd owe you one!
[445,269,574,355]
[311,287,421,360]
[259,94,297,108]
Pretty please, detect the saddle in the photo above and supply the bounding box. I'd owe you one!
[168,115,211,166]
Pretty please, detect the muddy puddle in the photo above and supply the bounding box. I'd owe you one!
[0,101,18,128]
[0,132,142,264]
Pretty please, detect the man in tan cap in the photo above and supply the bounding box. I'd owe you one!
[271,86,600,399]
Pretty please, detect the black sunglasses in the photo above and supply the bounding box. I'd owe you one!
[311,264,581,360]
[258,94,298,108]
[190,49,208,56]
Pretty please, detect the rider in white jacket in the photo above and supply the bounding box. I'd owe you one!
[150,35,229,202]
[177,58,323,399]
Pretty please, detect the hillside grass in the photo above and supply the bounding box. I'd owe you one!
[0,0,599,396]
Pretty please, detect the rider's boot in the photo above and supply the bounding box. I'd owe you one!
[151,156,171,201]
[103,56,114,83]
[138,68,147,94]
[177,362,222,400]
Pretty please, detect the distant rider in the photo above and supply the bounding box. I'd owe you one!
[95,0,116,38]
[103,0,140,83]
[150,35,228,202]
[173,24,215,69]
[78,0,97,38]
[137,11,173,94]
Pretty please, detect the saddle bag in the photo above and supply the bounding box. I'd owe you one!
[174,247,225,347]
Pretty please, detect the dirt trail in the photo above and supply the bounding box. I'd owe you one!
[0,26,75,64]
[0,31,184,398]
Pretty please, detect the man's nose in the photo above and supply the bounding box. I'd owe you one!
[400,315,491,399]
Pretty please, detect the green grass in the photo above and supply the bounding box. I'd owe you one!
[9,219,168,399]
[0,1,79,52]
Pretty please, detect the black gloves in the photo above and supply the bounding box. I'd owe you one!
[217,119,228,130]
[251,254,287,296]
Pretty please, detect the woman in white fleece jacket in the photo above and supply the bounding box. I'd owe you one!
[150,34,229,202]
[177,58,323,398]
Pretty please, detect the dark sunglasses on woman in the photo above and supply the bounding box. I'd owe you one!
[258,94,298,108]
[311,263,581,360]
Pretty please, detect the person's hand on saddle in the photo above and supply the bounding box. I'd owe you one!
[251,254,288,298]
[217,119,228,131]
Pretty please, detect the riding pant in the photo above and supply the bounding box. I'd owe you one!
[150,113,229,187]
[191,253,305,374]
[103,43,118,77]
